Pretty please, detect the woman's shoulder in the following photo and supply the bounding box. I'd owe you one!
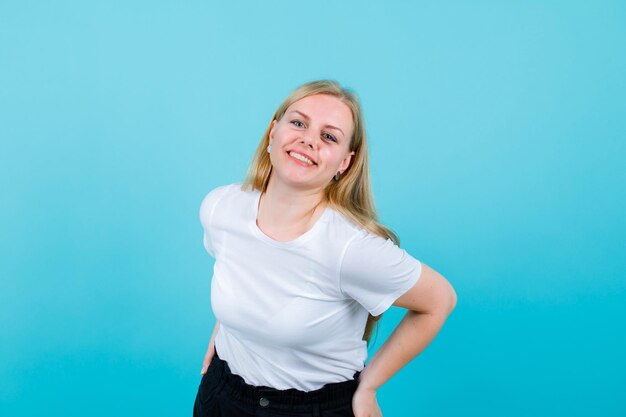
[326,207,407,264]
[326,206,382,243]
[201,182,251,202]
[205,181,243,195]
[199,182,249,223]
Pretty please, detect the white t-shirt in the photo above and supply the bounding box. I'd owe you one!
[199,183,422,391]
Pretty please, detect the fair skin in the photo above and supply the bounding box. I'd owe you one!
[200,93,457,417]
[258,93,356,241]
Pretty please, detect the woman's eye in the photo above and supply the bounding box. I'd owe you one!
[291,120,304,127]
[323,133,337,142]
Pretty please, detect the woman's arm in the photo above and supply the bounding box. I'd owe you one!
[200,320,220,374]
[352,263,456,416]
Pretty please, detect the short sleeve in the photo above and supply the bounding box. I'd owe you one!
[339,230,423,317]
[199,184,232,258]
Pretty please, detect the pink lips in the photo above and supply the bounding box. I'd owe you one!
[287,150,317,165]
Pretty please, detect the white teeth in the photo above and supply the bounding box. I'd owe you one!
[289,151,314,165]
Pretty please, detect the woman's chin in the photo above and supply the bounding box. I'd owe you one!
[273,172,327,189]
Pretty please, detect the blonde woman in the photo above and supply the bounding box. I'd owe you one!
[194,80,457,417]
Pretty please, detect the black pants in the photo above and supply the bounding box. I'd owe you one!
[193,348,361,417]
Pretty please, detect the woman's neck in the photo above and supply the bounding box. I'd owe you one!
[257,177,327,237]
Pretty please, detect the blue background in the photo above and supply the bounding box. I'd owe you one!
[1,1,625,416]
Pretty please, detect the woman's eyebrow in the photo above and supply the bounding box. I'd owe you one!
[289,110,345,137]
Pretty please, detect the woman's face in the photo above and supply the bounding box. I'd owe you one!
[268,94,355,190]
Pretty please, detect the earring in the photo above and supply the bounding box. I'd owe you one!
[334,171,340,181]
[267,143,272,153]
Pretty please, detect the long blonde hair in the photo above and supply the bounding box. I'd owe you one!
[242,79,400,346]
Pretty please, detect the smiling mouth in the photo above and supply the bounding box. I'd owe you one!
[287,151,317,166]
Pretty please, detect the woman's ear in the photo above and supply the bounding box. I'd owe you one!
[339,150,355,174]
[269,120,277,142]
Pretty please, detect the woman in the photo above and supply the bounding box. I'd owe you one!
[194,80,457,417]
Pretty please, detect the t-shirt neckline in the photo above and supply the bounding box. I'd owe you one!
[248,188,331,247]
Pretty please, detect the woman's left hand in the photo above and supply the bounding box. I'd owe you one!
[352,386,383,417]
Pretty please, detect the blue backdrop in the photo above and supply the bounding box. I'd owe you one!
[1,1,624,416]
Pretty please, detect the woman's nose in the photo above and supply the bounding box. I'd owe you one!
[300,132,317,148]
